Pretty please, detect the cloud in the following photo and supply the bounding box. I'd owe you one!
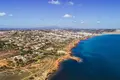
[73,16,75,18]
[63,14,73,18]
[0,12,6,16]
[0,12,13,17]
[97,20,101,24]
[68,1,74,5]
[72,20,77,23]
[9,14,13,17]
[81,20,84,24]
[48,0,61,5]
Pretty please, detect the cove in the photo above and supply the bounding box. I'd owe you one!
[50,34,120,80]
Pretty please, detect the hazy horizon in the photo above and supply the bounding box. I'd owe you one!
[0,0,120,28]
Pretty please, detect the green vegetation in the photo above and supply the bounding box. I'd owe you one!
[20,49,33,55]
[0,40,17,51]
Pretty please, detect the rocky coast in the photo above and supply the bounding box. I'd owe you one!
[46,40,81,80]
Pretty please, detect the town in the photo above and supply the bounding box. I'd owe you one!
[0,29,115,80]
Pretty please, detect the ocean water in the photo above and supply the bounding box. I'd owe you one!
[50,34,120,80]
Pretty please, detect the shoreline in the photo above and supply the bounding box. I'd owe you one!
[46,39,81,80]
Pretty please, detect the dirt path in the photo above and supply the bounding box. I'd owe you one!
[22,56,56,80]
[0,50,17,59]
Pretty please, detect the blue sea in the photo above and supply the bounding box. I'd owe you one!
[50,34,120,80]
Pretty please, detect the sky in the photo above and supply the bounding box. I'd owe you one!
[0,0,120,29]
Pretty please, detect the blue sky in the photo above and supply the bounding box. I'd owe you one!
[0,0,120,28]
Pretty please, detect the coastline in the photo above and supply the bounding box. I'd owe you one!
[46,39,81,80]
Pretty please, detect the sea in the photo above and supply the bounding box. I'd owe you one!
[50,34,120,80]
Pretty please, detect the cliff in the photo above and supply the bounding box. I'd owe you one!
[46,40,81,79]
